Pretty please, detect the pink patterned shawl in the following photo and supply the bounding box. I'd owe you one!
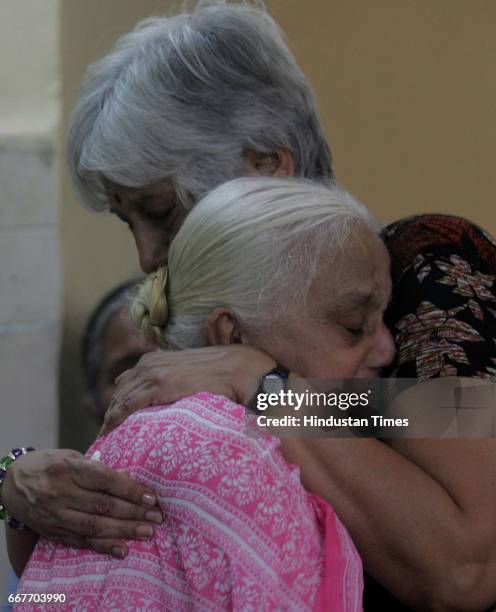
[16,392,363,611]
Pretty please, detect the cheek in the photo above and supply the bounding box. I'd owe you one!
[339,346,369,377]
[304,330,372,378]
[310,347,363,378]
[281,326,359,378]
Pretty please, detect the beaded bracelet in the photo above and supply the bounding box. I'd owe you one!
[0,447,35,530]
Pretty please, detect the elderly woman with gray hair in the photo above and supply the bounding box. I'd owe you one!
[3,2,496,611]
[15,178,372,610]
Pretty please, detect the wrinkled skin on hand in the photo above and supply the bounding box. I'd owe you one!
[100,344,275,435]
[2,448,163,557]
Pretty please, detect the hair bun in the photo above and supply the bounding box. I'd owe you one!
[130,266,169,345]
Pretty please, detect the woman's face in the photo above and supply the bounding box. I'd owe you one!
[102,152,290,273]
[104,180,186,273]
[251,225,395,379]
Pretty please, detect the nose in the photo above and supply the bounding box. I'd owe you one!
[368,322,396,370]
[133,228,167,274]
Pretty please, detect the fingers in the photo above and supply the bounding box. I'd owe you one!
[101,397,133,436]
[50,532,87,549]
[86,538,129,559]
[68,491,162,524]
[52,532,129,559]
[113,372,149,402]
[61,509,158,541]
[113,363,173,404]
[100,387,153,436]
[103,373,174,435]
[70,456,158,508]
[104,345,257,437]
[114,351,159,387]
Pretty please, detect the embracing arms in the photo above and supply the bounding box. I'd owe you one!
[2,345,269,576]
[6,344,496,609]
[3,448,162,576]
[281,435,496,611]
[100,346,496,611]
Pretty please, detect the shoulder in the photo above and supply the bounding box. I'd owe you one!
[87,393,249,468]
[125,391,245,426]
[383,216,496,379]
[382,214,496,280]
[123,392,250,445]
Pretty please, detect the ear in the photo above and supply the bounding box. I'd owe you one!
[242,148,295,178]
[205,308,245,346]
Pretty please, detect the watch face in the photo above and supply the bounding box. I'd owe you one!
[263,373,285,395]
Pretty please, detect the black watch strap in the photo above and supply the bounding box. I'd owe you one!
[247,363,289,414]
[270,364,290,380]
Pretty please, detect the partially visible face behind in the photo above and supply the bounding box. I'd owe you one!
[96,307,155,419]
[249,224,395,379]
[103,179,187,273]
[103,152,289,274]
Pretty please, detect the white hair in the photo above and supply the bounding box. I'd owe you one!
[66,1,333,212]
[131,177,381,349]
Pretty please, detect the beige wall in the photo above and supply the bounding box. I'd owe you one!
[269,0,496,231]
[0,0,61,594]
[59,0,496,449]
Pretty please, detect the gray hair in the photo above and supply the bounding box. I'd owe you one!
[66,1,333,212]
[131,177,380,349]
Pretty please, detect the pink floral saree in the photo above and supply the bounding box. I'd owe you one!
[17,392,363,611]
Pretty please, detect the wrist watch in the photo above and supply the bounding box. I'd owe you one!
[247,364,289,413]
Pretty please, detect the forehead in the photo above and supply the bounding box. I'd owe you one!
[312,225,391,307]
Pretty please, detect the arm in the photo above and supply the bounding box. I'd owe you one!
[103,346,496,610]
[100,344,275,434]
[5,525,38,578]
[2,448,162,575]
[281,432,496,611]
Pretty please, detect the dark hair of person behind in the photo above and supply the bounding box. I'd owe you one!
[81,278,142,403]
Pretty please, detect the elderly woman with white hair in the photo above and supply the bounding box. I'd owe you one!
[4,3,496,611]
[15,177,377,610]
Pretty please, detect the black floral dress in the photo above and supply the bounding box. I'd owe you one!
[363,214,496,610]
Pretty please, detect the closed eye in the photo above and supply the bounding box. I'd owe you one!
[343,326,364,338]
[143,207,177,232]
[145,209,173,221]
[141,193,180,225]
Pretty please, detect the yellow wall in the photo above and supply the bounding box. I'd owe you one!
[269,0,496,230]
[59,1,496,448]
